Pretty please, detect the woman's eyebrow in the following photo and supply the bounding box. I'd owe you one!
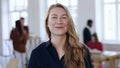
[51,14,57,16]
[62,14,67,16]
[51,14,67,16]
[61,14,68,17]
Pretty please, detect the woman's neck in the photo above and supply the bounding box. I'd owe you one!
[51,35,66,48]
[51,35,66,59]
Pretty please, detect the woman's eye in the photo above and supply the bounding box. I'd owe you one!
[61,16,67,19]
[52,17,57,19]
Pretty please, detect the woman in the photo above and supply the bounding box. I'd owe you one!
[28,3,93,68]
[10,20,28,68]
[86,33,103,51]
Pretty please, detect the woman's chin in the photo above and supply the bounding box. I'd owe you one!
[53,32,66,36]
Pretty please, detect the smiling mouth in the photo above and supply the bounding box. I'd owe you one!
[54,24,65,28]
[55,27,63,28]
[55,25,63,27]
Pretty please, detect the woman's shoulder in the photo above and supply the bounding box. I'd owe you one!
[10,28,20,36]
[98,42,103,45]
[11,28,17,32]
[32,41,49,54]
[34,42,47,50]
[81,43,89,50]
[80,43,93,68]
[80,43,91,58]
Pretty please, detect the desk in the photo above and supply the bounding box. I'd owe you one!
[91,51,120,68]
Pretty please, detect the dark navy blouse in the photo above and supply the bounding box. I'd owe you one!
[28,40,93,68]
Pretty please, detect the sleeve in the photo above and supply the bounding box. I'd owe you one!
[10,29,19,40]
[22,30,28,44]
[24,26,29,34]
[84,45,93,68]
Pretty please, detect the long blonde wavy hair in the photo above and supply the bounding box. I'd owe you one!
[45,3,85,68]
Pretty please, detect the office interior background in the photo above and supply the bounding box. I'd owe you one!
[0,0,120,68]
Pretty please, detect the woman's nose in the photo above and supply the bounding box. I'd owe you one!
[56,18,62,24]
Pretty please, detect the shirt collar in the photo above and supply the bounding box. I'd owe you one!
[46,40,52,47]
[86,26,91,29]
[45,40,65,61]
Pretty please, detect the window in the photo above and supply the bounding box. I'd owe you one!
[103,0,120,43]
[8,0,28,29]
[47,0,78,27]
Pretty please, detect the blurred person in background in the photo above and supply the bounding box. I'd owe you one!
[86,33,103,68]
[19,17,29,34]
[10,20,28,68]
[86,33,103,52]
[83,19,93,44]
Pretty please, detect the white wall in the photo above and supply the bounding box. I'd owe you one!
[95,0,103,41]
[28,0,41,37]
[78,0,95,43]
[0,0,2,55]
[28,0,48,42]
[39,0,48,41]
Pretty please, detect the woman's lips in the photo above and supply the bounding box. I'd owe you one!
[55,26,64,28]
[55,25,64,27]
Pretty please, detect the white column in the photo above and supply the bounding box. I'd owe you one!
[0,0,10,56]
[27,0,41,37]
[95,0,103,41]
[39,0,48,41]
[28,0,48,41]
[0,0,3,56]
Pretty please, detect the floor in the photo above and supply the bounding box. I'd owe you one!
[0,56,11,68]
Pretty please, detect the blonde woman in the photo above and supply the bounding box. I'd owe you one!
[28,3,93,68]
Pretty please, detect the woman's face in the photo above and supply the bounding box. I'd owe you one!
[91,36,95,42]
[48,7,69,36]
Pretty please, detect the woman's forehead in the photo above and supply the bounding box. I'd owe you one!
[49,7,67,14]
